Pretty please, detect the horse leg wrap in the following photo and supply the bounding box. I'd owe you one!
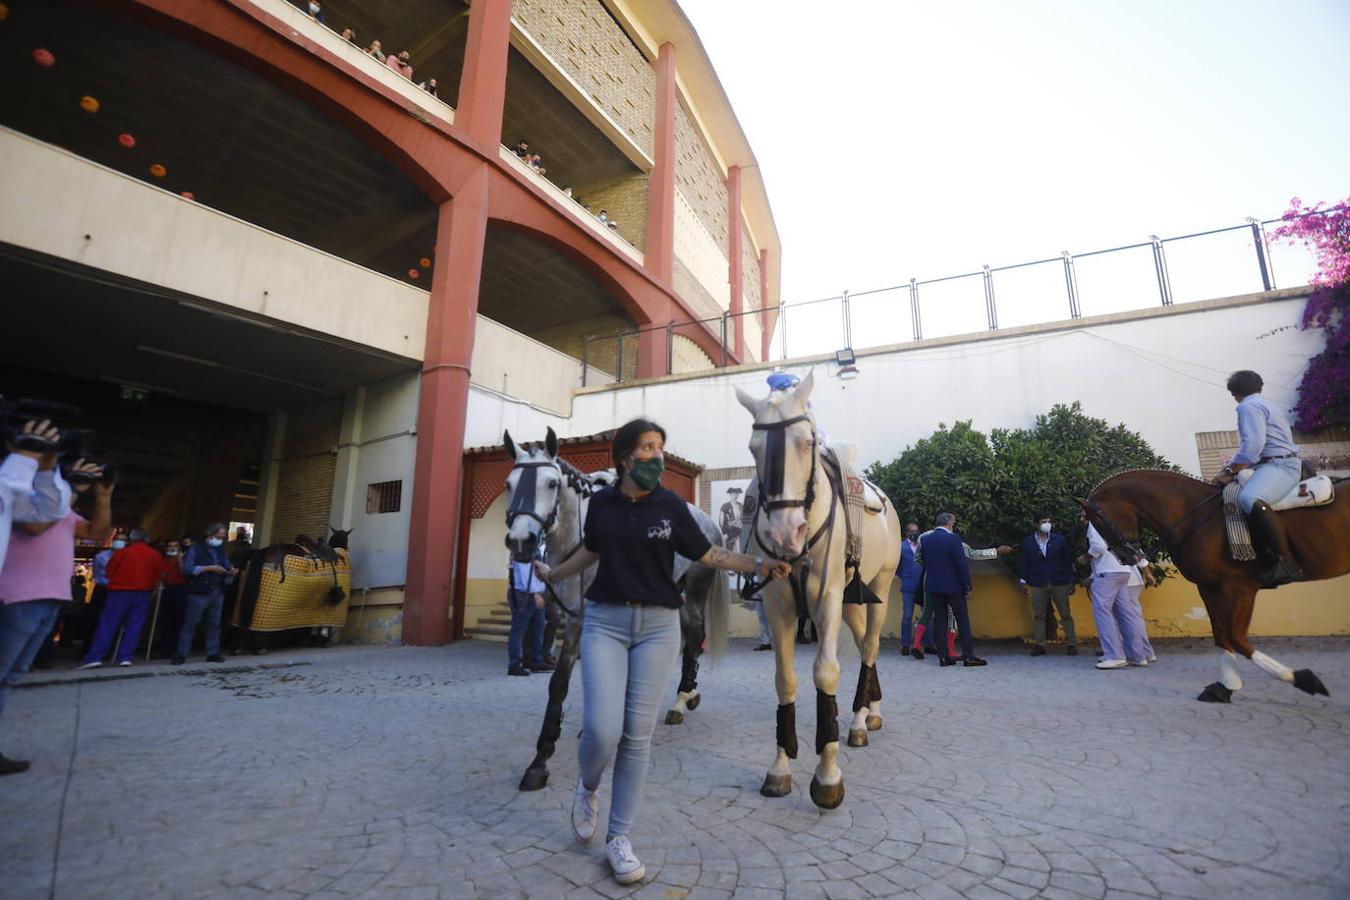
[815,690,839,754]
[535,656,575,755]
[868,664,883,703]
[851,664,873,713]
[680,650,702,701]
[776,703,798,760]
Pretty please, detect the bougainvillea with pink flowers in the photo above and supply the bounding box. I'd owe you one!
[1267,197,1349,430]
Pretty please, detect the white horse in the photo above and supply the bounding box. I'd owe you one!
[736,372,902,809]
[504,428,731,792]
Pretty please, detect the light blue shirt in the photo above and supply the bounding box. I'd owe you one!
[1232,394,1300,466]
[0,453,71,576]
[92,548,113,585]
[510,559,545,595]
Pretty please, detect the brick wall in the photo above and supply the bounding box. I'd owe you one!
[529,311,638,381]
[742,222,761,311]
[673,255,723,322]
[671,333,714,375]
[270,400,341,544]
[1194,426,1350,480]
[674,97,728,249]
[581,173,648,252]
[512,0,654,157]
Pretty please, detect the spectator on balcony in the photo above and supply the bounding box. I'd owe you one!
[339,27,357,45]
[306,1,324,24]
[528,154,543,171]
[598,210,609,225]
[418,77,439,97]
[514,141,530,159]
[365,39,385,63]
[387,50,413,79]
[562,186,574,199]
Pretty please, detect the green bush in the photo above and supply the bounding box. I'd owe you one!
[866,403,1177,576]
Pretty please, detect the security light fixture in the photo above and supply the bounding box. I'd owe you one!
[834,347,858,379]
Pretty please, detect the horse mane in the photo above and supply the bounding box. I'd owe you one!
[1089,467,1211,496]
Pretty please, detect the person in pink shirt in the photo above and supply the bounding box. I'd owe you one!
[0,470,111,775]
[386,49,412,78]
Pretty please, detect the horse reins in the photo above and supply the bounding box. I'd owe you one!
[505,456,593,620]
[1086,484,1225,565]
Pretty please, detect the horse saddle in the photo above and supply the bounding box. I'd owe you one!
[1234,468,1336,511]
[823,443,886,606]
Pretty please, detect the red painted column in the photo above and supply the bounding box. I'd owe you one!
[404,167,491,645]
[727,165,744,362]
[645,42,677,288]
[455,0,513,149]
[760,248,772,362]
[637,295,673,379]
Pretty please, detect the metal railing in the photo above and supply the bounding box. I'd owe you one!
[579,207,1337,385]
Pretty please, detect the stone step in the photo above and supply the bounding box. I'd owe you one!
[463,626,508,643]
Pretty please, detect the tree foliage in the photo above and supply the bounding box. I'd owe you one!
[1267,197,1350,430]
[867,403,1177,576]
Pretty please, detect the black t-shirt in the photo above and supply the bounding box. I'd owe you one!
[583,485,713,608]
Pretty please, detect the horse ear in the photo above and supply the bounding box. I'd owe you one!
[545,426,558,459]
[735,386,759,416]
[503,429,518,460]
[796,369,816,405]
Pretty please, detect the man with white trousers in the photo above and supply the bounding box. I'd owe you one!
[1080,510,1151,669]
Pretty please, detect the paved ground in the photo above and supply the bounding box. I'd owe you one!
[2,636,1348,899]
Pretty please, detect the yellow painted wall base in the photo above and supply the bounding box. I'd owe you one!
[335,587,405,644]
[466,578,509,630]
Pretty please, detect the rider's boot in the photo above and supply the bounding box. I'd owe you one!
[1247,501,1307,588]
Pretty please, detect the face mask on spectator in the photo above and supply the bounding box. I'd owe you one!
[1039,522,1052,534]
[207,537,224,547]
[111,539,127,549]
[166,549,179,557]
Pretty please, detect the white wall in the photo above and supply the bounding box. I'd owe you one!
[555,292,1319,477]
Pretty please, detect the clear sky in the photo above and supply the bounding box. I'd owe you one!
[680,0,1350,354]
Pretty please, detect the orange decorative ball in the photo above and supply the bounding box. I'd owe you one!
[149,163,167,178]
[419,257,431,268]
[0,5,10,22]
[408,269,420,280]
[32,48,55,67]
[180,191,195,201]
[80,95,100,113]
[117,133,136,149]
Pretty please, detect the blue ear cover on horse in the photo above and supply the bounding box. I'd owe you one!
[767,372,800,391]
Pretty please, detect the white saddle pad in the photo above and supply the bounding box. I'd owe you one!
[1271,475,1335,511]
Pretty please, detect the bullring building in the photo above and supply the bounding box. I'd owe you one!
[0,0,781,644]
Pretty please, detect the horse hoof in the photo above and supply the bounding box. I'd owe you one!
[684,692,701,711]
[518,767,550,792]
[1197,682,1233,703]
[865,715,883,731]
[664,710,685,725]
[809,775,845,810]
[760,773,792,797]
[847,728,868,748]
[1293,669,1330,697]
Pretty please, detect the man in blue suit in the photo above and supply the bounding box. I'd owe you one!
[1018,514,1079,656]
[920,512,985,667]
[896,521,922,652]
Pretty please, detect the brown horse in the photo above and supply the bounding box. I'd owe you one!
[1084,469,1350,702]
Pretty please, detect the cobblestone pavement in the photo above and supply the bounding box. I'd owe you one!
[2,637,1348,899]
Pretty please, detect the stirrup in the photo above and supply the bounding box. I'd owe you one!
[1260,558,1307,589]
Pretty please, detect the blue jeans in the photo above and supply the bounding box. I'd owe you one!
[177,588,223,658]
[84,590,150,664]
[507,591,544,669]
[579,602,681,839]
[1237,457,1302,513]
[754,600,771,645]
[899,590,919,648]
[0,600,63,722]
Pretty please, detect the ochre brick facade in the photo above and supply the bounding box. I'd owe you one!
[271,400,341,544]
[581,173,648,252]
[512,0,654,157]
[530,311,639,381]
[673,255,723,322]
[674,97,728,250]
[742,222,761,311]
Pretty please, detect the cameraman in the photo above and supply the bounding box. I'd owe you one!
[0,420,72,575]
[0,461,110,775]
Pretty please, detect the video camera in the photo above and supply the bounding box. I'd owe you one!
[0,396,116,486]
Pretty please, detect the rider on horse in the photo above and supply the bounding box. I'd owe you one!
[1211,369,1306,588]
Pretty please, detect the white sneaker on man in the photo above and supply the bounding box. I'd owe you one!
[1095,658,1127,670]
[1147,653,1158,663]
[78,661,102,670]
[118,661,132,667]
[605,835,645,884]
[571,778,600,842]
[1128,659,1149,667]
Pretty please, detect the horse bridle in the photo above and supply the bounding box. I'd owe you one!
[1082,498,1145,566]
[505,460,563,533]
[751,414,817,513]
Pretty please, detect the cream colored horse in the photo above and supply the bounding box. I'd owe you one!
[736,372,902,809]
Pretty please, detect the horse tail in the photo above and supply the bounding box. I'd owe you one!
[704,566,731,666]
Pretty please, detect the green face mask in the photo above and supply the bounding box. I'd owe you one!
[628,456,665,491]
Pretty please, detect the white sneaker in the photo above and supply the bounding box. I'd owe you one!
[605,835,645,885]
[1095,658,1127,670]
[1128,659,1149,667]
[571,778,600,843]
[1147,653,1157,663]
[78,661,102,670]
[118,660,132,667]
